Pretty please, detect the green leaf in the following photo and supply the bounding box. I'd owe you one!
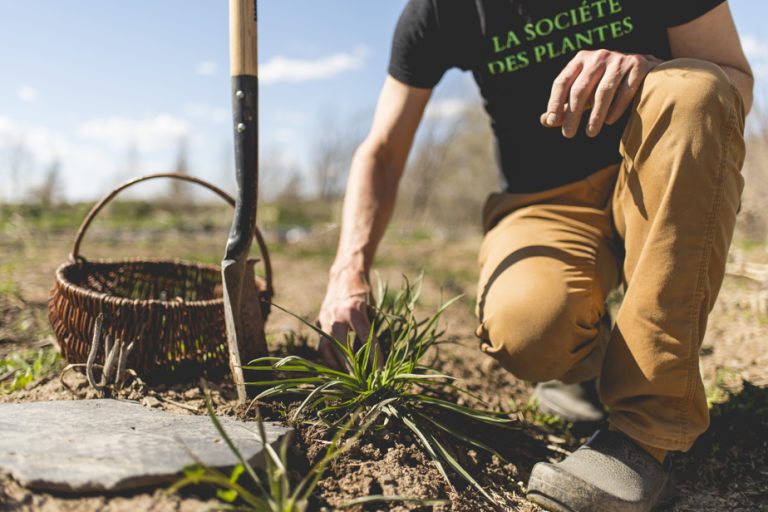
[400,412,452,489]
[408,394,512,424]
[216,488,238,503]
[425,428,499,506]
[415,411,509,463]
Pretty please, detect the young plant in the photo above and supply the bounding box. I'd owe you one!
[171,391,442,511]
[245,276,513,504]
[170,390,347,512]
[0,347,61,393]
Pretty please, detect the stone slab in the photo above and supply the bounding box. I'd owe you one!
[0,399,291,493]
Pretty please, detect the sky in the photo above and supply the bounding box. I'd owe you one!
[1,1,767,202]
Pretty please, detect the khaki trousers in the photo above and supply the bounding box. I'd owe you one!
[475,59,746,452]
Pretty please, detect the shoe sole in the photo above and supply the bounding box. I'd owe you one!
[527,462,677,512]
[527,491,576,512]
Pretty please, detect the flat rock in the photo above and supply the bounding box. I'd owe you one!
[0,399,291,493]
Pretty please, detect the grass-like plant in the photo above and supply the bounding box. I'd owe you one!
[245,276,513,503]
[171,390,447,511]
[170,390,346,511]
[0,347,61,393]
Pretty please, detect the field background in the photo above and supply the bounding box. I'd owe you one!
[1,107,767,507]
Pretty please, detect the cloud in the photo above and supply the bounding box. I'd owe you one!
[273,109,308,126]
[425,99,469,120]
[78,114,189,152]
[196,61,217,76]
[0,117,73,165]
[185,103,229,124]
[271,127,296,145]
[0,116,117,201]
[742,34,768,61]
[17,85,39,103]
[260,46,368,85]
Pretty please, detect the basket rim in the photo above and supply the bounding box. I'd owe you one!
[54,257,233,309]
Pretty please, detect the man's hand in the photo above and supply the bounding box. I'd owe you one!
[317,266,374,370]
[540,50,663,139]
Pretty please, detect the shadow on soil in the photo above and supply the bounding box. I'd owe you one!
[668,381,768,509]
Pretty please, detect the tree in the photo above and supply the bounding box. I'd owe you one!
[398,101,498,234]
[736,106,768,242]
[168,136,191,203]
[28,158,62,206]
[6,137,30,203]
[310,111,361,201]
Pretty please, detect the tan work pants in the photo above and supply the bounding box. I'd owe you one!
[476,59,746,452]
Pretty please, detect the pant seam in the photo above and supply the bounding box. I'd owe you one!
[678,98,738,446]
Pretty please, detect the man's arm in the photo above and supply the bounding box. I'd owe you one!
[668,2,753,113]
[541,1,753,138]
[317,76,431,368]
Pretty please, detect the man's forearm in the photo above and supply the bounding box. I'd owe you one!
[330,141,402,289]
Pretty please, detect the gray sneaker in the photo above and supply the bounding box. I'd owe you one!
[533,379,606,426]
[527,430,675,512]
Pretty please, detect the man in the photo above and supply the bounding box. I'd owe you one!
[318,0,753,510]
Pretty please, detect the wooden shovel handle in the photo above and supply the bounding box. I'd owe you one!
[230,0,258,77]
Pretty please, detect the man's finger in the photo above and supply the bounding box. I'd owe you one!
[331,321,350,350]
[327,322,350,368]
[587,60,627,137]
[350,311,384,369]
[319,338,345,371]
[562,61,604,139]
[542,57,584,127]
[605,59,644,125]
[349,308,372,340]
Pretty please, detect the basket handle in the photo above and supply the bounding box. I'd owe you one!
[69,172,273,301]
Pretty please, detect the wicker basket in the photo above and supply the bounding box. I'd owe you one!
[48,173,273,382]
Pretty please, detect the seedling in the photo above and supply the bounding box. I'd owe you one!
[171,391,440,511]
[0,346,61,393]
[170,390,348,512]
[246,276,514,504]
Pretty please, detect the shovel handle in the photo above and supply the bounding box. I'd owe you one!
[230,0,258,77]
[225,0,259,262]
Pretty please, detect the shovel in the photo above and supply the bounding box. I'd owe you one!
[222,0,266,403]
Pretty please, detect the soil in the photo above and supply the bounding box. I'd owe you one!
[1,230,767,511]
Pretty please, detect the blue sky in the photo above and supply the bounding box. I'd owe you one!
[1,1,767,201]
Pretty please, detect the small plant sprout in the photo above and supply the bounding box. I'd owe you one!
[170,389,355,512]
[0,346,61,394]
[245,276,515,504]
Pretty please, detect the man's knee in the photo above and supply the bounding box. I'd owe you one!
[477,285,600,382]
[640,58,741,119]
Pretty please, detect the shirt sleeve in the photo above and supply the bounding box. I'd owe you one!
[661,0,727,27]
[388,0,451,89]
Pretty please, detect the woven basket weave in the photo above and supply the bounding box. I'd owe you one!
[48,173,273,382]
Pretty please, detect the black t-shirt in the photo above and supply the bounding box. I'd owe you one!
[389,0,726,192]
